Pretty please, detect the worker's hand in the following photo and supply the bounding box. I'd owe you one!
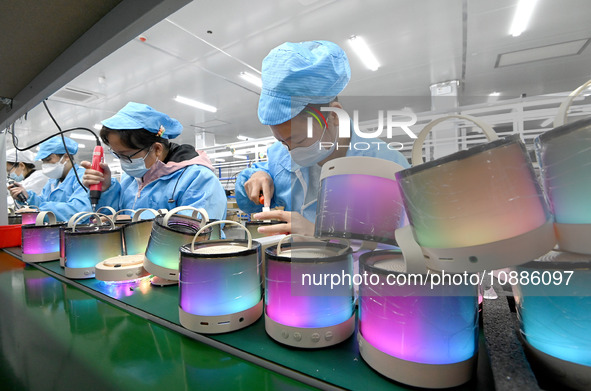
[8,182,28,201]
[81,160,111,191]
[244,171,274,207]
[252,210,314,236]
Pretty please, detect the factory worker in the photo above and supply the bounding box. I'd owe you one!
[235,40,410,236]
[6,148,48,199]
[8,137,93,222]
[81,102,226,221]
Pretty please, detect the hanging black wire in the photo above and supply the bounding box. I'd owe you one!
[8,100,103,192]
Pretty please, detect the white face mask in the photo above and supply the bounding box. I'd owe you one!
[42,156,66,179]
[289,125,336,167]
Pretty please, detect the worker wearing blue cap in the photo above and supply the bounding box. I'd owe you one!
[9,136,93,221]
[81,102,226,221]
[235,40,409,235]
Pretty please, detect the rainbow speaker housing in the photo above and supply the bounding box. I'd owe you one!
[315,156,405,245]
[179,221,263,334]
[8,206,40,225]
[20,207,40,225]
[144,206,211,282]
[21,211,64,263]
[121,208,158,255]
[536,116,591,255]
[396,115,555,273]
[60,211,96,267]
[358,250,479,388]
[264,236,355,348]
[512,251,591,390]
[64,213,123,279]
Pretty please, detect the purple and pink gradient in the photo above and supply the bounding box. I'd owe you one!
[397,141,550,248]
[265,257,354,328]
[359,272,478,365]
[21,212,39,225]
[179,250,262,316]
[22,225,61,255]
[315,174,405,244]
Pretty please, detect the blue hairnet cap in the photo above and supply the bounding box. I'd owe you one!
[258,40,351,126]
[101,102,183,139]
[35,136,78,160]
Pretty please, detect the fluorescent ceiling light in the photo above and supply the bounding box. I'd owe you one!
[77,143,86,149]
[174,95,217,113]
[214,158,225,163]
[70,132,97,141]
[496,39,590,67]
[509,0,538,37]
[93,123,102,130]
[348,35,380,71]
[237,135,249,141]
[233,155,248,160]
[488,91,500,97]
[239,72,262,88]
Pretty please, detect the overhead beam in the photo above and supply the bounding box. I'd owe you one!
[0,0,191,131]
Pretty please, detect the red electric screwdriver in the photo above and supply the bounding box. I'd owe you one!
[89,145,104,211]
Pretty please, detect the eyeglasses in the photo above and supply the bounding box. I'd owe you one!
[109,146,150,164]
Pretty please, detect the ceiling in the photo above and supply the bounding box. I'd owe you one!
[2,0,591,162]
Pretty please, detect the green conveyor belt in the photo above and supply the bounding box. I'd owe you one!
[2,249,493,390]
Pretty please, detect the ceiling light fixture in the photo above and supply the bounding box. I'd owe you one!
[233,155,248,160]
[214,158,225,163]
[174,95,217,113]
[239,72,262,88]
[348,35,380,71]
[489,92,500,97]
[495,39,589,67]
[93,123,102,130]
[509,0,539,37]
[237,135,250,141]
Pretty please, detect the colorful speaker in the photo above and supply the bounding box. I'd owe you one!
[396,114,555,272]
[144,206,211,283]
[121,208,158,255]
[535,82,591,255]
[315,156,406,245]
[358,250,479,388]
[264,235,355,348]
[179,221,263,334]
[64,212,123,279]
[21,211,64,263]
[513,251,591,390]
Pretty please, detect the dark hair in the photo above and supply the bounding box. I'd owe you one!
[100,127,170,150]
